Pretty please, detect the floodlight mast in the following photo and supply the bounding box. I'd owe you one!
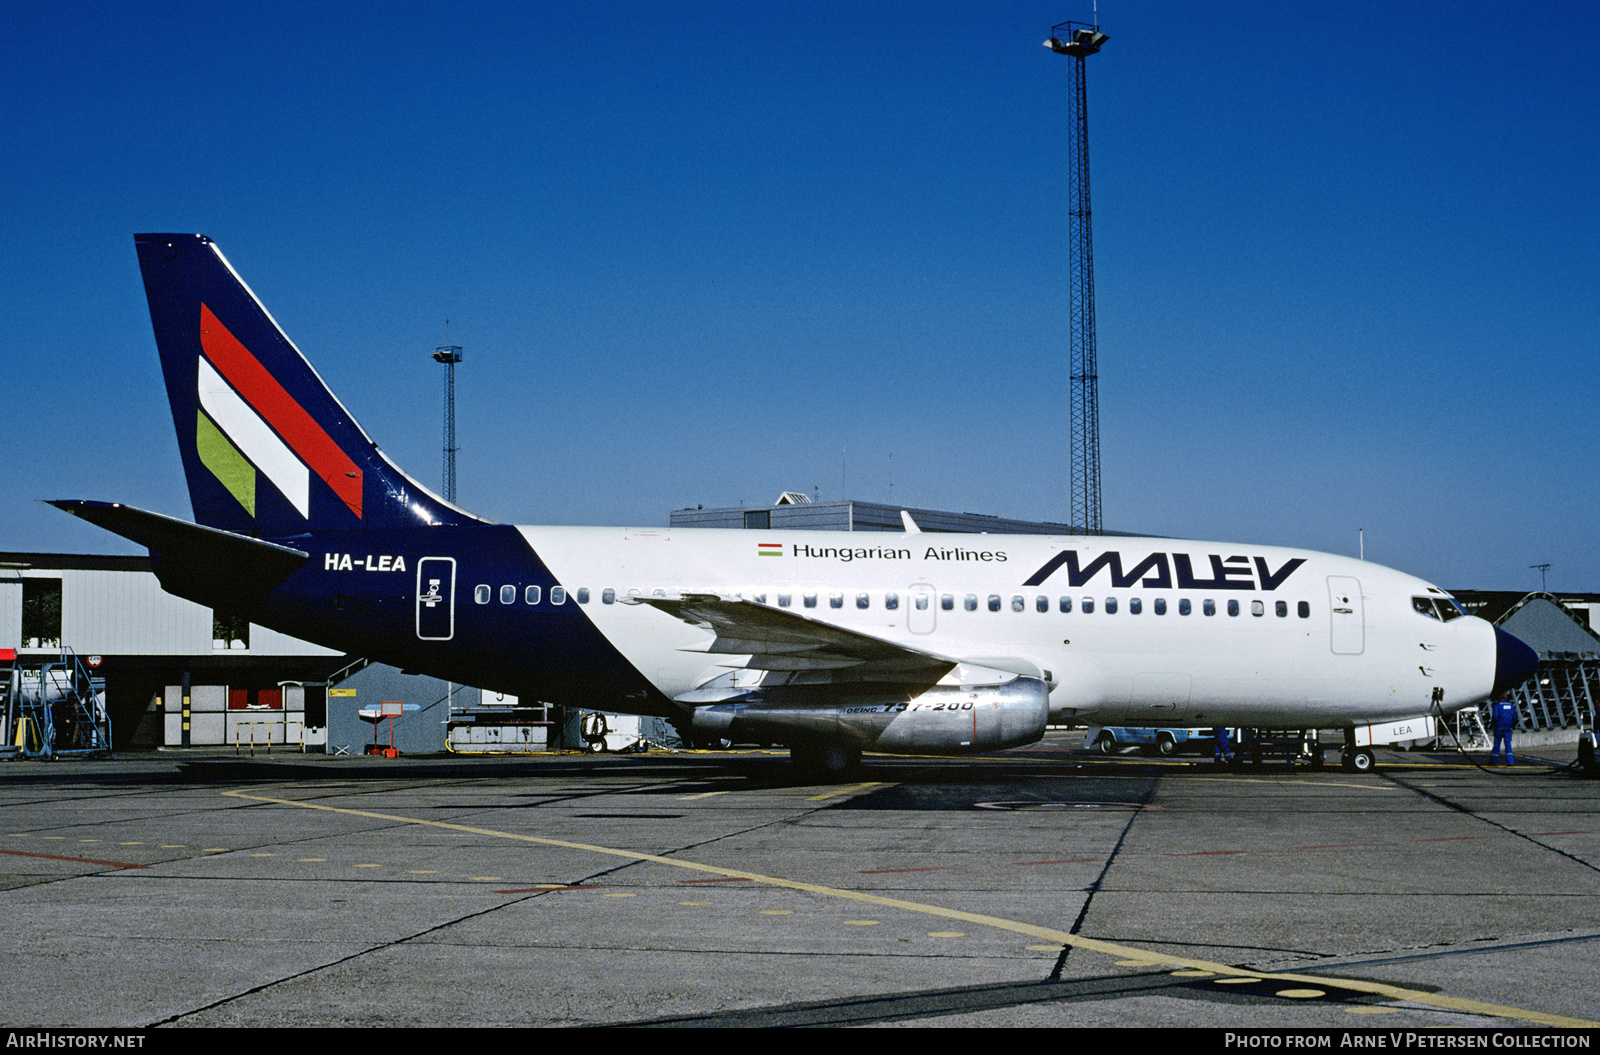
[1045,20,1107,535]
[432,344,463,503]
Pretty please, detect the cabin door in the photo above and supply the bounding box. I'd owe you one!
[1327,575,1365,655]
[416,557,456,640]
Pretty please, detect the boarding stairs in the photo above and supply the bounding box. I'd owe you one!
[0,650,17,758]
[1444,705,1489,750]
[10,648,112,759]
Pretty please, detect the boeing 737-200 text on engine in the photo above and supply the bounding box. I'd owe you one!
[53,234,1538,773]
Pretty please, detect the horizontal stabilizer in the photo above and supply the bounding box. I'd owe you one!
[49,500,308,608]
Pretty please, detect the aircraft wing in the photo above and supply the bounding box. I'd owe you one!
[634,593,958,680]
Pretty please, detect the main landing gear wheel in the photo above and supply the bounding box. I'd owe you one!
[791,743,862,779]
[1342,747,1375,773]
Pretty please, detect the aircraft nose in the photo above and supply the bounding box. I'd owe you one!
[1491,625,1539,697]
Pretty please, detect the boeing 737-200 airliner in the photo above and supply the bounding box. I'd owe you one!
[53,234,1538,773]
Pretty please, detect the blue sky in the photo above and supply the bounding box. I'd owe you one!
[3,1,1596,590]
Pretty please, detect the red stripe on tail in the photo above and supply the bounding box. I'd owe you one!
[199,304,363,518]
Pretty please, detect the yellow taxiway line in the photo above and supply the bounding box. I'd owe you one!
[222,788,1597,1029]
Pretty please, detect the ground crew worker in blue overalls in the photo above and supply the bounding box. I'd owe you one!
[1489,695,1518,766]
[1212,726,1233,765]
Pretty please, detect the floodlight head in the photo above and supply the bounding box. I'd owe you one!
[1045,28,1107,57]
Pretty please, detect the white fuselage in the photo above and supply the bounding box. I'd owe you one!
[515,527,1497,729]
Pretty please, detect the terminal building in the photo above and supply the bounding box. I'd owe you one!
[0,552,556,757]
[4,493,1597,757]
[1454,590,1600,741]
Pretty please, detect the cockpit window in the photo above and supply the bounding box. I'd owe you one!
[1414,595,1466,622]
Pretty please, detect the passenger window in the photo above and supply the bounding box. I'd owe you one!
[1298,601,1310,618]
[1081,597,1094,614]
[602,588,615,604]
[988,595,1002,612]
[913,593,927,611]
[752,593,766,605]
[1227,599,1239,616]
[1203,599,1216,616]
[830,593,844,609]
[778,593,792,608]
[500,585,515,605]
[1036,595,1049,613]
[1251,600,1263,617]
[941,594,954,611]
[856,593,870,609]
[1153,598,1166,615]
[577,588,590,604]
[1059,596,1072,613]
[1179,598,1191,615]
[475,585,490,605]
[525,585,541,605]
[1011,595,1024,612]
[965,594,978,612]
[885,592,899,610]
[1104,597,1117,614]
[1129,597,1142,615]
[551,587,566,605]
[804,593,817,608]
[1275,600,1287,617]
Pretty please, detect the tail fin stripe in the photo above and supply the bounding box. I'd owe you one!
[199,304,364,518]
[195,410,258,516]
[197,356,311,518]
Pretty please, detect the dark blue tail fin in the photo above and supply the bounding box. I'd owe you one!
[134,234,483,538]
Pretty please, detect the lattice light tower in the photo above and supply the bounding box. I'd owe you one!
[432,344,462,502]
[1046,20,1108,535]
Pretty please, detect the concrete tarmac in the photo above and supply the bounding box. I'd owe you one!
[1,731,1596,1029]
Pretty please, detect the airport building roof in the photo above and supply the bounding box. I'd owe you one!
[669,494,1145,535]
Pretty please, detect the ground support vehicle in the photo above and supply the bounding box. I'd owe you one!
[1085,726,1217,757]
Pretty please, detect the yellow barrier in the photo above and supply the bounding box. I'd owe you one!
[232,718,307,755]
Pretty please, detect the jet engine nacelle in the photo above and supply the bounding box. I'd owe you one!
[687,676,1050,755]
